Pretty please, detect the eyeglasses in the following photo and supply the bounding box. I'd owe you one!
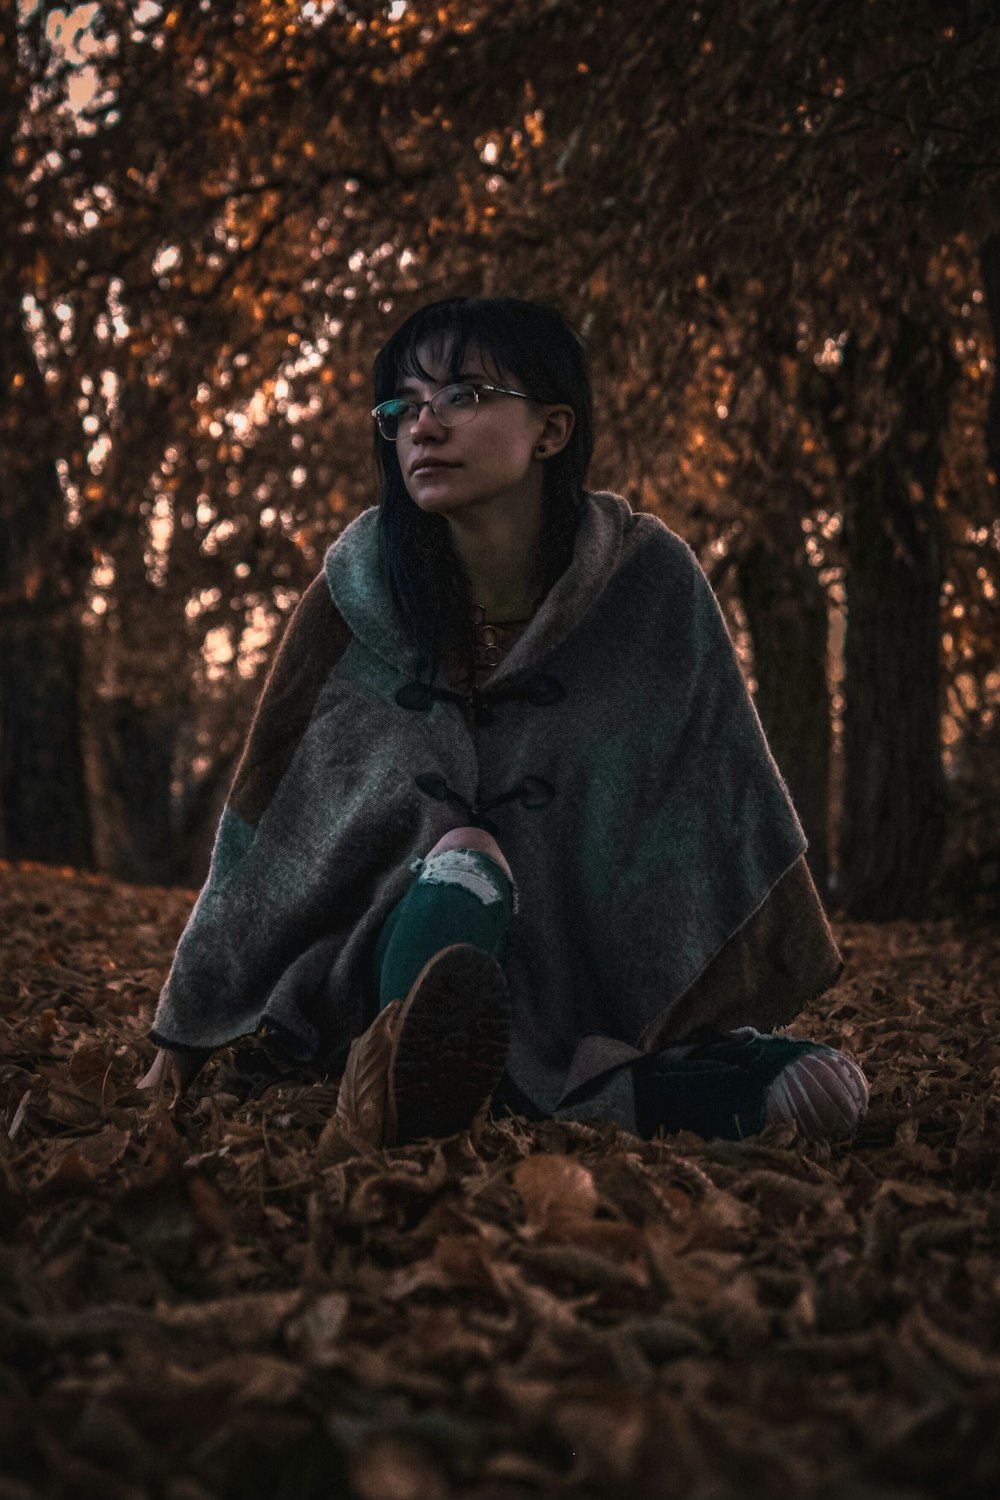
[372,381,534,441]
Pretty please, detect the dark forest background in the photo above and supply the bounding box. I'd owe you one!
[2,0,999,920]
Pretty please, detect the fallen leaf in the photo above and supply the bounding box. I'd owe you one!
[512,1152,600,1232]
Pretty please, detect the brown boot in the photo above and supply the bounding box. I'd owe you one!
[335,944,510,1147]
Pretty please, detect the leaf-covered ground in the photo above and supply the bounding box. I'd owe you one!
[1,860,999,1500]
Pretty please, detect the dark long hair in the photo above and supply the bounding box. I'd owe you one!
[372,296,594,681]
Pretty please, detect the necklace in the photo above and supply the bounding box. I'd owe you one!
[470,597,542,669]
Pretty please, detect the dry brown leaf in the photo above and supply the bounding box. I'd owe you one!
[516,1241,649,1292]
[349,1434,449,1500]
[906,1306,1000,1382]
[873,1177,958,1210]
[332,1002,398,1146]
[30,1121,130,1197]
[512,1151,600,1231]
[284,1291,350,1366]
[5,864,1000,1499]
[433,1231,505,1292]
[549,1387,649,1486]
[155,1289,303,1346]
[156,1353,302,1405]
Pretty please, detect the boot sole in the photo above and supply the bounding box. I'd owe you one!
[388,943,511,1145]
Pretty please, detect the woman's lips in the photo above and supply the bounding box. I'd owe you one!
[410,459,458,476]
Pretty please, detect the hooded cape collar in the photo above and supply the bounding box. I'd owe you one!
[325,489,637,688]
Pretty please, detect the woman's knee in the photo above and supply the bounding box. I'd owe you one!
[426,826,513,883]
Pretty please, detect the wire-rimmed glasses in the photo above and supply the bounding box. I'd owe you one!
[372,382,534,441]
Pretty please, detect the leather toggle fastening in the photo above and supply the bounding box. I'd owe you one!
[414,772,556,836]
[510,776,557,807]
[396,673,565,725]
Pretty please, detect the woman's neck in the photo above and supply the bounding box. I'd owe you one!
[445,496,545,620]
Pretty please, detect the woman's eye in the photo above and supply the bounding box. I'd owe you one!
[441,386,476,408]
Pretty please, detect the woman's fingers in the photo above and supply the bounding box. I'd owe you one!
[137,1047,173,1091]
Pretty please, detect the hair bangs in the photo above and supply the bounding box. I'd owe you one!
[375,300,539,404]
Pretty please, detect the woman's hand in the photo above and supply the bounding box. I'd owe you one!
[137,1047,175,1091]
[137,1046,206,1095]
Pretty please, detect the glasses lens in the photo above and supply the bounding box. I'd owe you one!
[374,385,481,440]
[432,384,479,427]
[374,399,410,440]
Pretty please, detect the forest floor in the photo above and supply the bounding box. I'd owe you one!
[0,859,998,1500]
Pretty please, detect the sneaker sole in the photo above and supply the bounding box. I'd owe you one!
[388,943,511,1145]
[766,1049,869,1141]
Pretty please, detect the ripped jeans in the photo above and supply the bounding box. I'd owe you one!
[371,846,515,1011]
[368,846,868,1141]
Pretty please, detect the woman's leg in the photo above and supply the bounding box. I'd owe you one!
[573,1029,868,1143]
[339,828,515,1146]
[372,827,515,1010]
[752,1033,869,1139]
[420,825,513,881]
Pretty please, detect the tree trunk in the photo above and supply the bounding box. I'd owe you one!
[833,314,955,917]
[0,608,93,866]
[86,695,178,885]
[839,473,946,916]
[737,532,831,895]
[0,319,94,867]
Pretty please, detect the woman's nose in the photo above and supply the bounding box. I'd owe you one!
[409,400,446,438]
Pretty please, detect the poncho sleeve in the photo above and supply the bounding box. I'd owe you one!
[638,852,843,1050]
[149,572,353,1054]
[625,532,843,1046]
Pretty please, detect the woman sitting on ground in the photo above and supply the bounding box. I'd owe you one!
[141,295,867,1147]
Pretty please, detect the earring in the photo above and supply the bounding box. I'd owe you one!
[535,444,548,457]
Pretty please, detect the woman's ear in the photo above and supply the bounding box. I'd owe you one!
[534,406,575,459]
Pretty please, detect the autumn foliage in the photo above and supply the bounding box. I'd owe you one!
[1,1,998,912]
[3,859,1000,1496]
[3,10,1000,1493]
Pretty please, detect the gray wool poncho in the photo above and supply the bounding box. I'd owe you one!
[151,490,842,1112]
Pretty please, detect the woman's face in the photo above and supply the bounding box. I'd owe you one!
[392,341,573,518]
